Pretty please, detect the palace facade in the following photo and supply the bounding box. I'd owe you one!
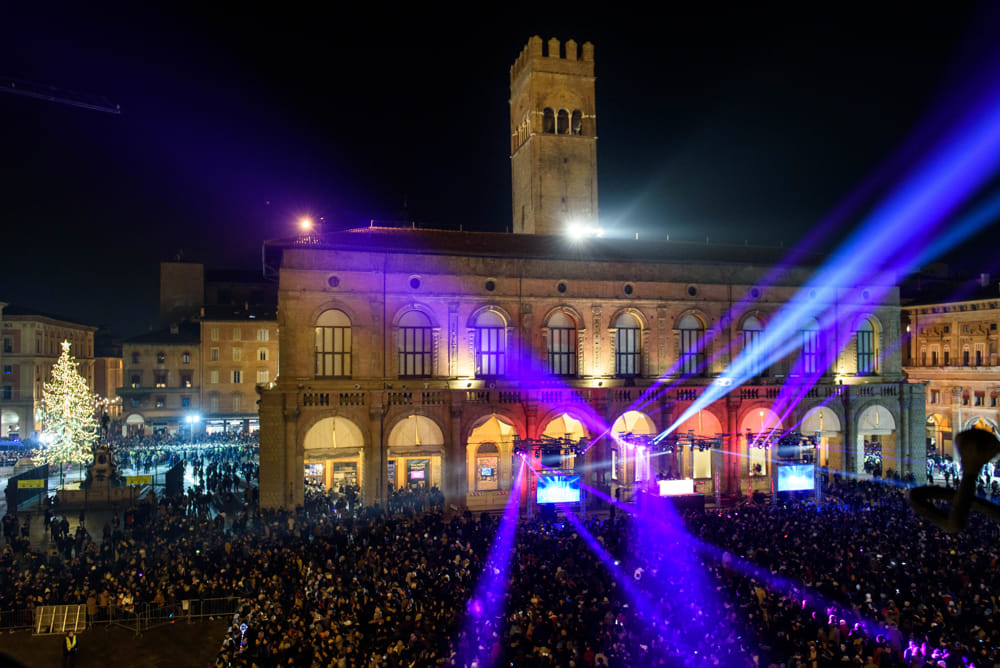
[257,37,927,510]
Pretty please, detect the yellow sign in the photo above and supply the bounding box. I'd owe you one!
[18,479,44,489]
[127,475,152,485]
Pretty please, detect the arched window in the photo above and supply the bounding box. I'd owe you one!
[557,109,569,134]
[800,318,820,374]
[615,312,641,377]
[474,311,505,377]
[546,311,577,376]
[543,107,555,134]
[571,110,583,135]
[678,315,704,376]
[856,319,876,375]
[741,316,763,376]
[315,309,352,377]
[398,310,433,377]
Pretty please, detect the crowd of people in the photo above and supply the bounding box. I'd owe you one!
[1,441,999,665]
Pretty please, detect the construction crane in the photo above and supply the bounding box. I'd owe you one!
[1,76,120,114]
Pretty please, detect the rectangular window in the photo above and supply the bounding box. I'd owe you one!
[975,392,985,406]
[210,368,219,385]
[801,329,819,374]
[232,327,242,341]
[963,350,970,366]
[857,330,875,375]
[930,389,939,404]
[992,395,999,408]
[257,368,269,384]
[182,352,191,364]
[258,328,269,341]
[315,325,352,377]
[963,393,970,406]
[181,396,191,408]
[232,347,241,362]
[975,344,985,366]
[742,329,761,376]
[680,329,704,375]
[399,326,433,377]
[2,337,11,353]
[131,374,141,388]
[920,351,927,366]
[154,371,168,388]
[210,327,219,341]
[475,326,505,377]
[180,371,193,388]
[232,370,242,384]
[232,393,242,412]
[616,327,640,377]
[209,394,219,413]
[3,365,10,375]
[1,386,11,400]
[931,350,939,366]
[258,348,268,362]
[547,328,577,376]
[210,348,219,362]
[944,350,950,365]
[155,396,166,409]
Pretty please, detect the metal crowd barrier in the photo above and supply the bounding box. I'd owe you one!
[0,597,242,635]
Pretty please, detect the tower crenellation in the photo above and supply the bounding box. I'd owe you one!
[510,36,598,236]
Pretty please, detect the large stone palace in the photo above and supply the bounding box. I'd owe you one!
[257,37,927,510]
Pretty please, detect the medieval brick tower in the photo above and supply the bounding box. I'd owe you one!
[510,36,598,235]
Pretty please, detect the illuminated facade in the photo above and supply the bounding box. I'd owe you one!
[257,37,927,510]
[199,306,278,434]
[902,292,1000,459]
[118,323,201,436]
[0,303,97,439]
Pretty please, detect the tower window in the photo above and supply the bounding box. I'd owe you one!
[543,108,555,134]
[557,109,569,135]
[571,110,583,135]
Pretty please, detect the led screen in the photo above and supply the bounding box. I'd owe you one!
[480,467,494,477]
[409,470,425,480]
[536,474,581,504]
[777,464,814,492]
[657,478,694,496]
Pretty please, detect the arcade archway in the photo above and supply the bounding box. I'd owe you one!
[303,417,365,493]
[856,405,897,477]
[387,415,444,491]
[466,414,517,508]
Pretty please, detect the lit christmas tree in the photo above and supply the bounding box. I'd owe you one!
[40,340,98,468]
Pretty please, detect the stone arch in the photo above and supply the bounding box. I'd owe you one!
[387,414,445,450]
[391,302,440,328]
[466,304,515,329]
[540,304,585,330]
[611,410,656,436]
[963,415,998,432]
[466,413,519,499]
[303,416,366,459]
[608,306,649,330]
[673,309,710,330]
[736,310,768,329]
[856,403,896,434]
[309,300,361,328]
[800,405,842,436]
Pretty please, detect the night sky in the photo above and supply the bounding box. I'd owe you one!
[2,3,996,338]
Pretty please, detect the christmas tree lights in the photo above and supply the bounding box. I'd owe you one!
[39,340,98,467]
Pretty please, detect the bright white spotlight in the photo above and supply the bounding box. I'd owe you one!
[300,218,312,231]
[566,220,603,240]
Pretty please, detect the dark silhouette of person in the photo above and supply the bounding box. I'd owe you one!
[909,428,1000,533]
